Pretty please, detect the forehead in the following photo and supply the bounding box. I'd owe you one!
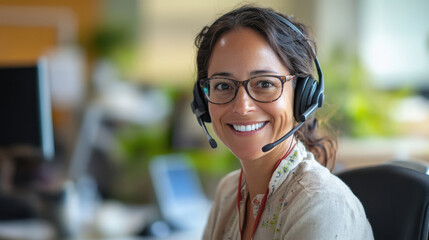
[208,27,288,77]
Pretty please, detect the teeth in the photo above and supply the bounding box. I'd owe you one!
[233,122,265,132]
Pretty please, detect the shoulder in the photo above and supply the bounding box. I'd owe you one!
[203,169,240,239]
[281,141,359,205]
[281,157,373,239]
[215,169,240,198]
[296,156,351,196]
[291,156,364,214]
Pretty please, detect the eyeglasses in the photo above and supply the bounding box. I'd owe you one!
[200,75,295,104]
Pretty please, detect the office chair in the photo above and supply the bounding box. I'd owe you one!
[337,162,429,240]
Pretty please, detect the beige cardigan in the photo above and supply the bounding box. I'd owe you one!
[203,141,374,240]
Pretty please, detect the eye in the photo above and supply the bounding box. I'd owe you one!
[214,82,231,91]
[251,77,278,89]
[256,80,275,88]
[211,79,234,91]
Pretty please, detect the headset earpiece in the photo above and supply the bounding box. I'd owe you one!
[294,76,321,122]
[191,81,218,148]
[191,81,211,123]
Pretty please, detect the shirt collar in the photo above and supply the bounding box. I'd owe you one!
[239,140,310,218]
[239,140,308,197]
[267,140,308,195]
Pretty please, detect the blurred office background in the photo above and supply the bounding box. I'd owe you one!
[0,0,428,239]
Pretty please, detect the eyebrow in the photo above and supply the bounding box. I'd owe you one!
[210,72,233,78]
[210,70,278,78]
[250,70,278,76]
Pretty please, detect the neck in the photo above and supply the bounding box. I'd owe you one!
[240,137,295,200]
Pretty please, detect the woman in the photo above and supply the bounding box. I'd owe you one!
[192,6,373,240]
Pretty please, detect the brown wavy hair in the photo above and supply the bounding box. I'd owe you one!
[194,5,337,170]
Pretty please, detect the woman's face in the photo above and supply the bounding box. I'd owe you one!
[207,27,295,161]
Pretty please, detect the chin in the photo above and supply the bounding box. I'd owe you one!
[228,144,264,162]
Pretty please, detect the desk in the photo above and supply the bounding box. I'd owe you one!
[0,219,203,240]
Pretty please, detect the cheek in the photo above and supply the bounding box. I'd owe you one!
[208,104,224,137]
[275,102,293,125]
[286,85,295,119]
[273,87,295,128]
[208,104,235,149]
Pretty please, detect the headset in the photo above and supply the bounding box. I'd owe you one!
[190,11,325,152]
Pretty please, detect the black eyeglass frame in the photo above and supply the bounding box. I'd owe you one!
[199,74,295,105]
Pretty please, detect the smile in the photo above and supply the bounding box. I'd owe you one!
[231,122,267,132]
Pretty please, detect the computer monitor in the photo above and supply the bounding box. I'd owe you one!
[149,154,210,230]
[0,58,54,160]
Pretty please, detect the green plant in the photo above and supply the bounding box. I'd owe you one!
[89,22,137,75]
[321,46,411,137]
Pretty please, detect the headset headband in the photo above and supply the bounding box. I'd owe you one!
[268,12,324,96]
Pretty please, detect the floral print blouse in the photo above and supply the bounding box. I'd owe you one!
[203,141,374,240]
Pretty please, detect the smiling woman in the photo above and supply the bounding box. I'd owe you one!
[191,5,374,240]
[207,27,295,162]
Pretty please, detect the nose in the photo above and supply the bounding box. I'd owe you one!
[231,86,255,115]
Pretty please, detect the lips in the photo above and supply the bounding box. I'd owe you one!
[229,122,267,132]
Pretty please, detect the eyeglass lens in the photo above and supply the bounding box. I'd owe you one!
[203,76,283,104]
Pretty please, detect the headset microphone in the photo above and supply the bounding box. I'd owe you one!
[262,122,304,152]
[261,102,319,152]
[199,118,218,149]
[193,106,218,149]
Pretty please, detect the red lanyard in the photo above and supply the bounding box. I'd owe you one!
[236,144,295,239]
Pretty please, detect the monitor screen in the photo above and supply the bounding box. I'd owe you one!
[0,59,54,159]
[167,168,200,200]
